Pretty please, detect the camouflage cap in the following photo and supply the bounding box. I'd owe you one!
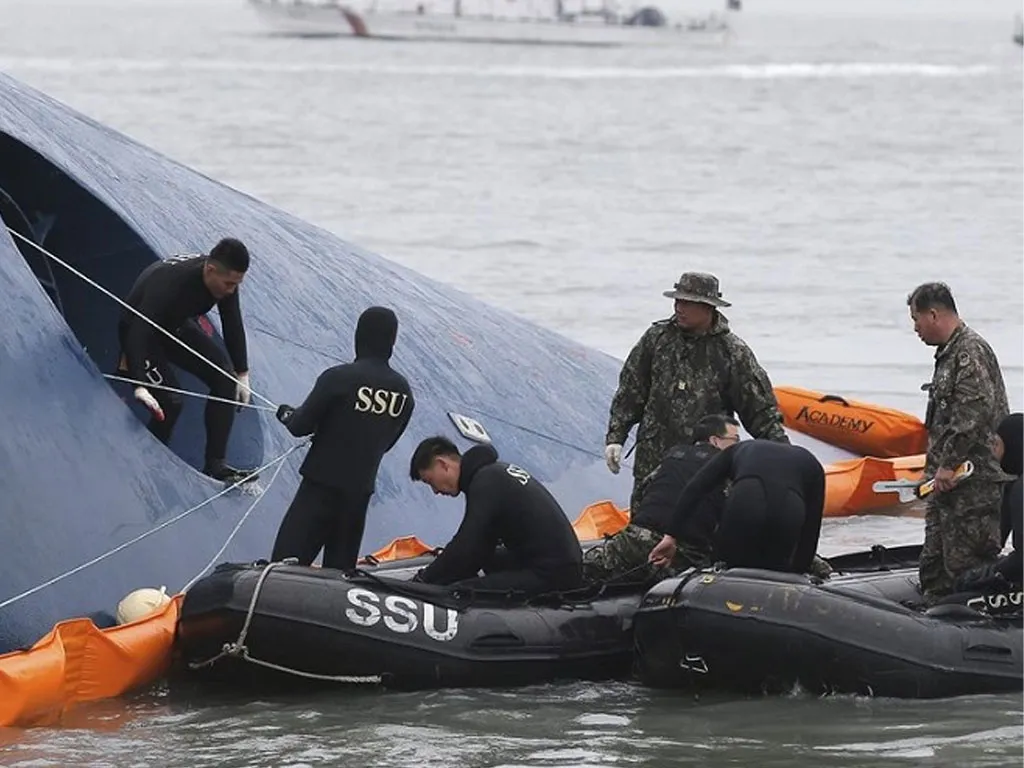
[662,272,731,307]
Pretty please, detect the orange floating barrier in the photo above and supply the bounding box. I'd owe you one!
[775,385,928,458]
[571,500,630,540]
[359,535,437,564]
[823,453,925,517]
[0,594,180,728]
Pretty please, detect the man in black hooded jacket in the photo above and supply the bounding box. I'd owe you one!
[409,436,583,594]
[270,306,414,570]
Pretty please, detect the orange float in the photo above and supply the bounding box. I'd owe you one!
[358,535,436,564]
[822,453,925,517]
[775,385,927,458]
[0,594,180,728]
[571,500,630,540]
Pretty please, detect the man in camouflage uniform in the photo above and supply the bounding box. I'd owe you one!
[604,272,789,512]
[909,282,1009,601]
[584,414,739,583]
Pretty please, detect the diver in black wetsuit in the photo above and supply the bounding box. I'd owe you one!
[117,238,254,483]
[271,307,414,571]
[408,436,584,594]
[953,412,1022,594]
[649,439,826,574]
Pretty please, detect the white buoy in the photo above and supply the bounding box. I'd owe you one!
[116,586,171,624]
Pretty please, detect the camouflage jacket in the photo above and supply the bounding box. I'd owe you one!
[925,323,1008,479]
[606,313,788,479]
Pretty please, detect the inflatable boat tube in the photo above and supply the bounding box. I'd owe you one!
[175,553,642,691]
[634,545,1022,699]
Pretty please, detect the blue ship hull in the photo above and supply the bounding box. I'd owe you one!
[0,73,638,653]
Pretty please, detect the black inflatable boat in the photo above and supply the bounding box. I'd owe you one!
[634,545,1022,699]
[175,551,643,690]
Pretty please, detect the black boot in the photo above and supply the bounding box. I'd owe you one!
[203,460,258,484]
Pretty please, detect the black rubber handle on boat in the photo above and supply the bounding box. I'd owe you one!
[818,394,850,407]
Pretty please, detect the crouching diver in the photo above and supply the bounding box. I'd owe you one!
[582,414,737,583]
[948,412,1023,606]
[649,439,826,574]
[117,238,255,483]
[409,436,584,595]
[271,307,414,570]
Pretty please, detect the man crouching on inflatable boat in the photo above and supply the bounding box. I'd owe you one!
[409,436,584,596]
[936,412,1023,616]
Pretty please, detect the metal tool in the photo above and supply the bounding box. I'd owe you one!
[872,460,974,504]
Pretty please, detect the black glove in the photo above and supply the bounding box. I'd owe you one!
[276,404,295,425]
[410,569,425,583]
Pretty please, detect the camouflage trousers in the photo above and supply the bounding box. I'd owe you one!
[582,523,710,584]
[919,480,1003,600]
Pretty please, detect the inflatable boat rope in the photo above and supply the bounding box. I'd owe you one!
[179,454,294,593]
[187,560,382,685]
[0,439,309,611]
[102,373,277,412]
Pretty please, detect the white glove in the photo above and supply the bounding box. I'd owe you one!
[605,443,623,474]
[235,371,251,406]
[134,386,165,422]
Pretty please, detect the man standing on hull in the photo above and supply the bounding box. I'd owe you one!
[604,272,789,512]
[117,238,255,483]
[272,306,414,571]
[908,282,1009,602]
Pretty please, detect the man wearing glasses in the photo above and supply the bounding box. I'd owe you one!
[582,414,740,583]
[650,437,827,576]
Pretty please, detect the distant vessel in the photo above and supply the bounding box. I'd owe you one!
[247,0,734,46]
[1015,14,1023,46]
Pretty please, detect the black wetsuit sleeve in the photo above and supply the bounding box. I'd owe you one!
[418,482,499,585]
[386,389,414,452]
[791,462,826,573]
[286,369,344,438]
[996,479,1022,582]
[1012,482,1022,555]
[218,290,248,373]
[667,444,735,540]
[124,292,162,382]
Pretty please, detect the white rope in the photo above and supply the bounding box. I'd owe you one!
[187,561,381,685]
[224,651,382,685]
[5,227,277,409]
[103,373,278,412]
[180,455,290,593]
[0,440,309,612]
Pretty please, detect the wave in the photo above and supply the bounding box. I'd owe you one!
[0,57,997,80]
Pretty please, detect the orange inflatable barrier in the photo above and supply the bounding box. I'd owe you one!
[823,454,925,517]
[0,594,180,728]
[571,500,630,540]
[775,385,928,458]
[360,535,437,564]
